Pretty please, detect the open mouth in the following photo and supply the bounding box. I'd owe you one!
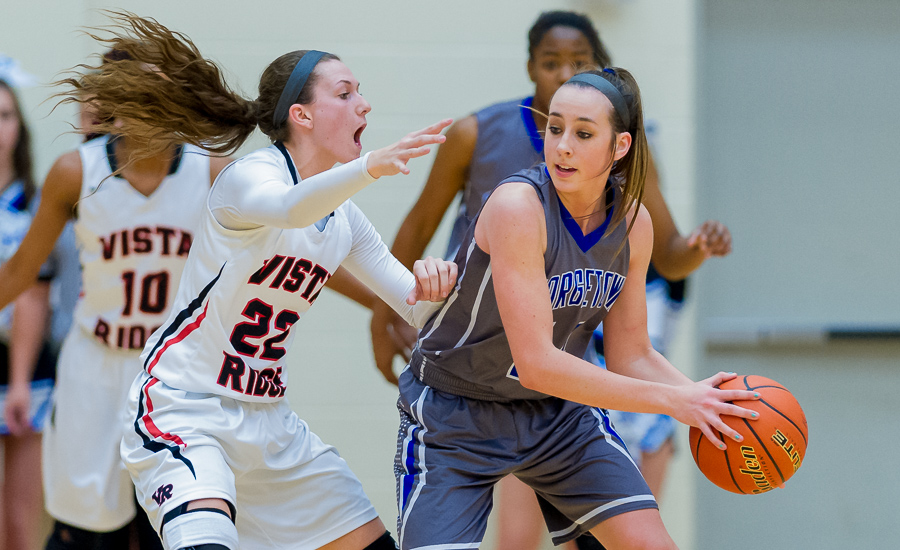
[353,124,366,148]
[555,164,577,174]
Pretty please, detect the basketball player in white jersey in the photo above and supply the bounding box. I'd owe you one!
[0,49,232,548]
[64,13,457,550]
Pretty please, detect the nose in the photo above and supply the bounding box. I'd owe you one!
[556,130,573,156]
[358,96,372,116]
[559,63,576,84]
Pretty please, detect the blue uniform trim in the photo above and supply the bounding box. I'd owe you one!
[556,182,616,253]
[0,180,28,212]
[518,97,544,155]
[402,427,419,509]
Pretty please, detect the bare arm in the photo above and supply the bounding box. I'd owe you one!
[643,154,732,280]
[370,115,478,384]
[390,114,477,269]
[4,281,51,435]
[480,185,755,449]
[326,267,377,310]
[0,152,81,311]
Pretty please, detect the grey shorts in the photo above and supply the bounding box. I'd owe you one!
[394,369,657,549]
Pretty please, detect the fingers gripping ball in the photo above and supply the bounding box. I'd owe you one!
[689,375,808,495]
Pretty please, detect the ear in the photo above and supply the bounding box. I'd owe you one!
[288,103,313,130]
[613,131,632,161]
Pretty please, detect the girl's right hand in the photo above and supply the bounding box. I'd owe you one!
[671,372,760,450]
[4,383,33,436]
[366,119,453,179]
[408,256,458,304]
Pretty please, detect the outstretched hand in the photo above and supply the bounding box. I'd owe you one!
[686,219,732,258]
[670,372,759,450]
[407,256,458,304]
[366,119,453,179]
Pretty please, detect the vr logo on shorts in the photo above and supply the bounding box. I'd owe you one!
[152,483,174,506]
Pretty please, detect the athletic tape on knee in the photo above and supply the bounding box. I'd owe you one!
[162,510,239,550]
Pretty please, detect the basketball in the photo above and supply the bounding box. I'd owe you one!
[689,374,808,495]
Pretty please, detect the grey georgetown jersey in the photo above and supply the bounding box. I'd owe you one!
[411,164,630,401]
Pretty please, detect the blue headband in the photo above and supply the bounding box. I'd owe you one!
[272,50,329,129]
[566,73,631,130]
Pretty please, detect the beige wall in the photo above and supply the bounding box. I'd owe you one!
[2,1,701,548]
[696,1,900,548]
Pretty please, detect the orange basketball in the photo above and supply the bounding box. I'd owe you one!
[689,374,808,495]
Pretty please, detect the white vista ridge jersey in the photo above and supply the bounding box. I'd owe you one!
[74,136,210,351]
[141,144,425,403]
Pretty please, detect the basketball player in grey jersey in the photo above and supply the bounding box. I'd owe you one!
[412,164,628,400]
[394,69,759,550]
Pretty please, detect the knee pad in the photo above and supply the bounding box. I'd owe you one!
[364,530,399,550]
[161,504,239,550]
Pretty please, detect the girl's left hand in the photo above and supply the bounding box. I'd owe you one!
[408,256,458,304]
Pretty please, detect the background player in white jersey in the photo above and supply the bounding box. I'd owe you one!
[373,11,733,550]
[394,69,756,550]
[67,13,457,550]
[0,47,232,548]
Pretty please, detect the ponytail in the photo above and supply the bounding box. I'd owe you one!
[56,11,259,158]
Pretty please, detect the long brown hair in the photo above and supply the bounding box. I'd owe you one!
[0,79,35,204]
[55,11,338,158]
[563,67,648,241]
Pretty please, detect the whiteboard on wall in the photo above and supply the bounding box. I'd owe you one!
[698,0,900,344]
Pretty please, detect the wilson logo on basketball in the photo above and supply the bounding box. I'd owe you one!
[738,446,774,494]
[689,374,808,495]
[772,429,802,472]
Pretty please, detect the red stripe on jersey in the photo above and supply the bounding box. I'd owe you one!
[146,302,210,374]
[141,378,187,448]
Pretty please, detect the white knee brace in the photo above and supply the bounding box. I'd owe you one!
[161,509,239,550]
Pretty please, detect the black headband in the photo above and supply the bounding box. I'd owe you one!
[272,50,329,129]
[566,73,631,130]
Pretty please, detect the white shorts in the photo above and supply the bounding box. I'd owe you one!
[121,370,378,550]
[43,330,141,531]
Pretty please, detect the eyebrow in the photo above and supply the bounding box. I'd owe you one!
[549,111,597,124]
